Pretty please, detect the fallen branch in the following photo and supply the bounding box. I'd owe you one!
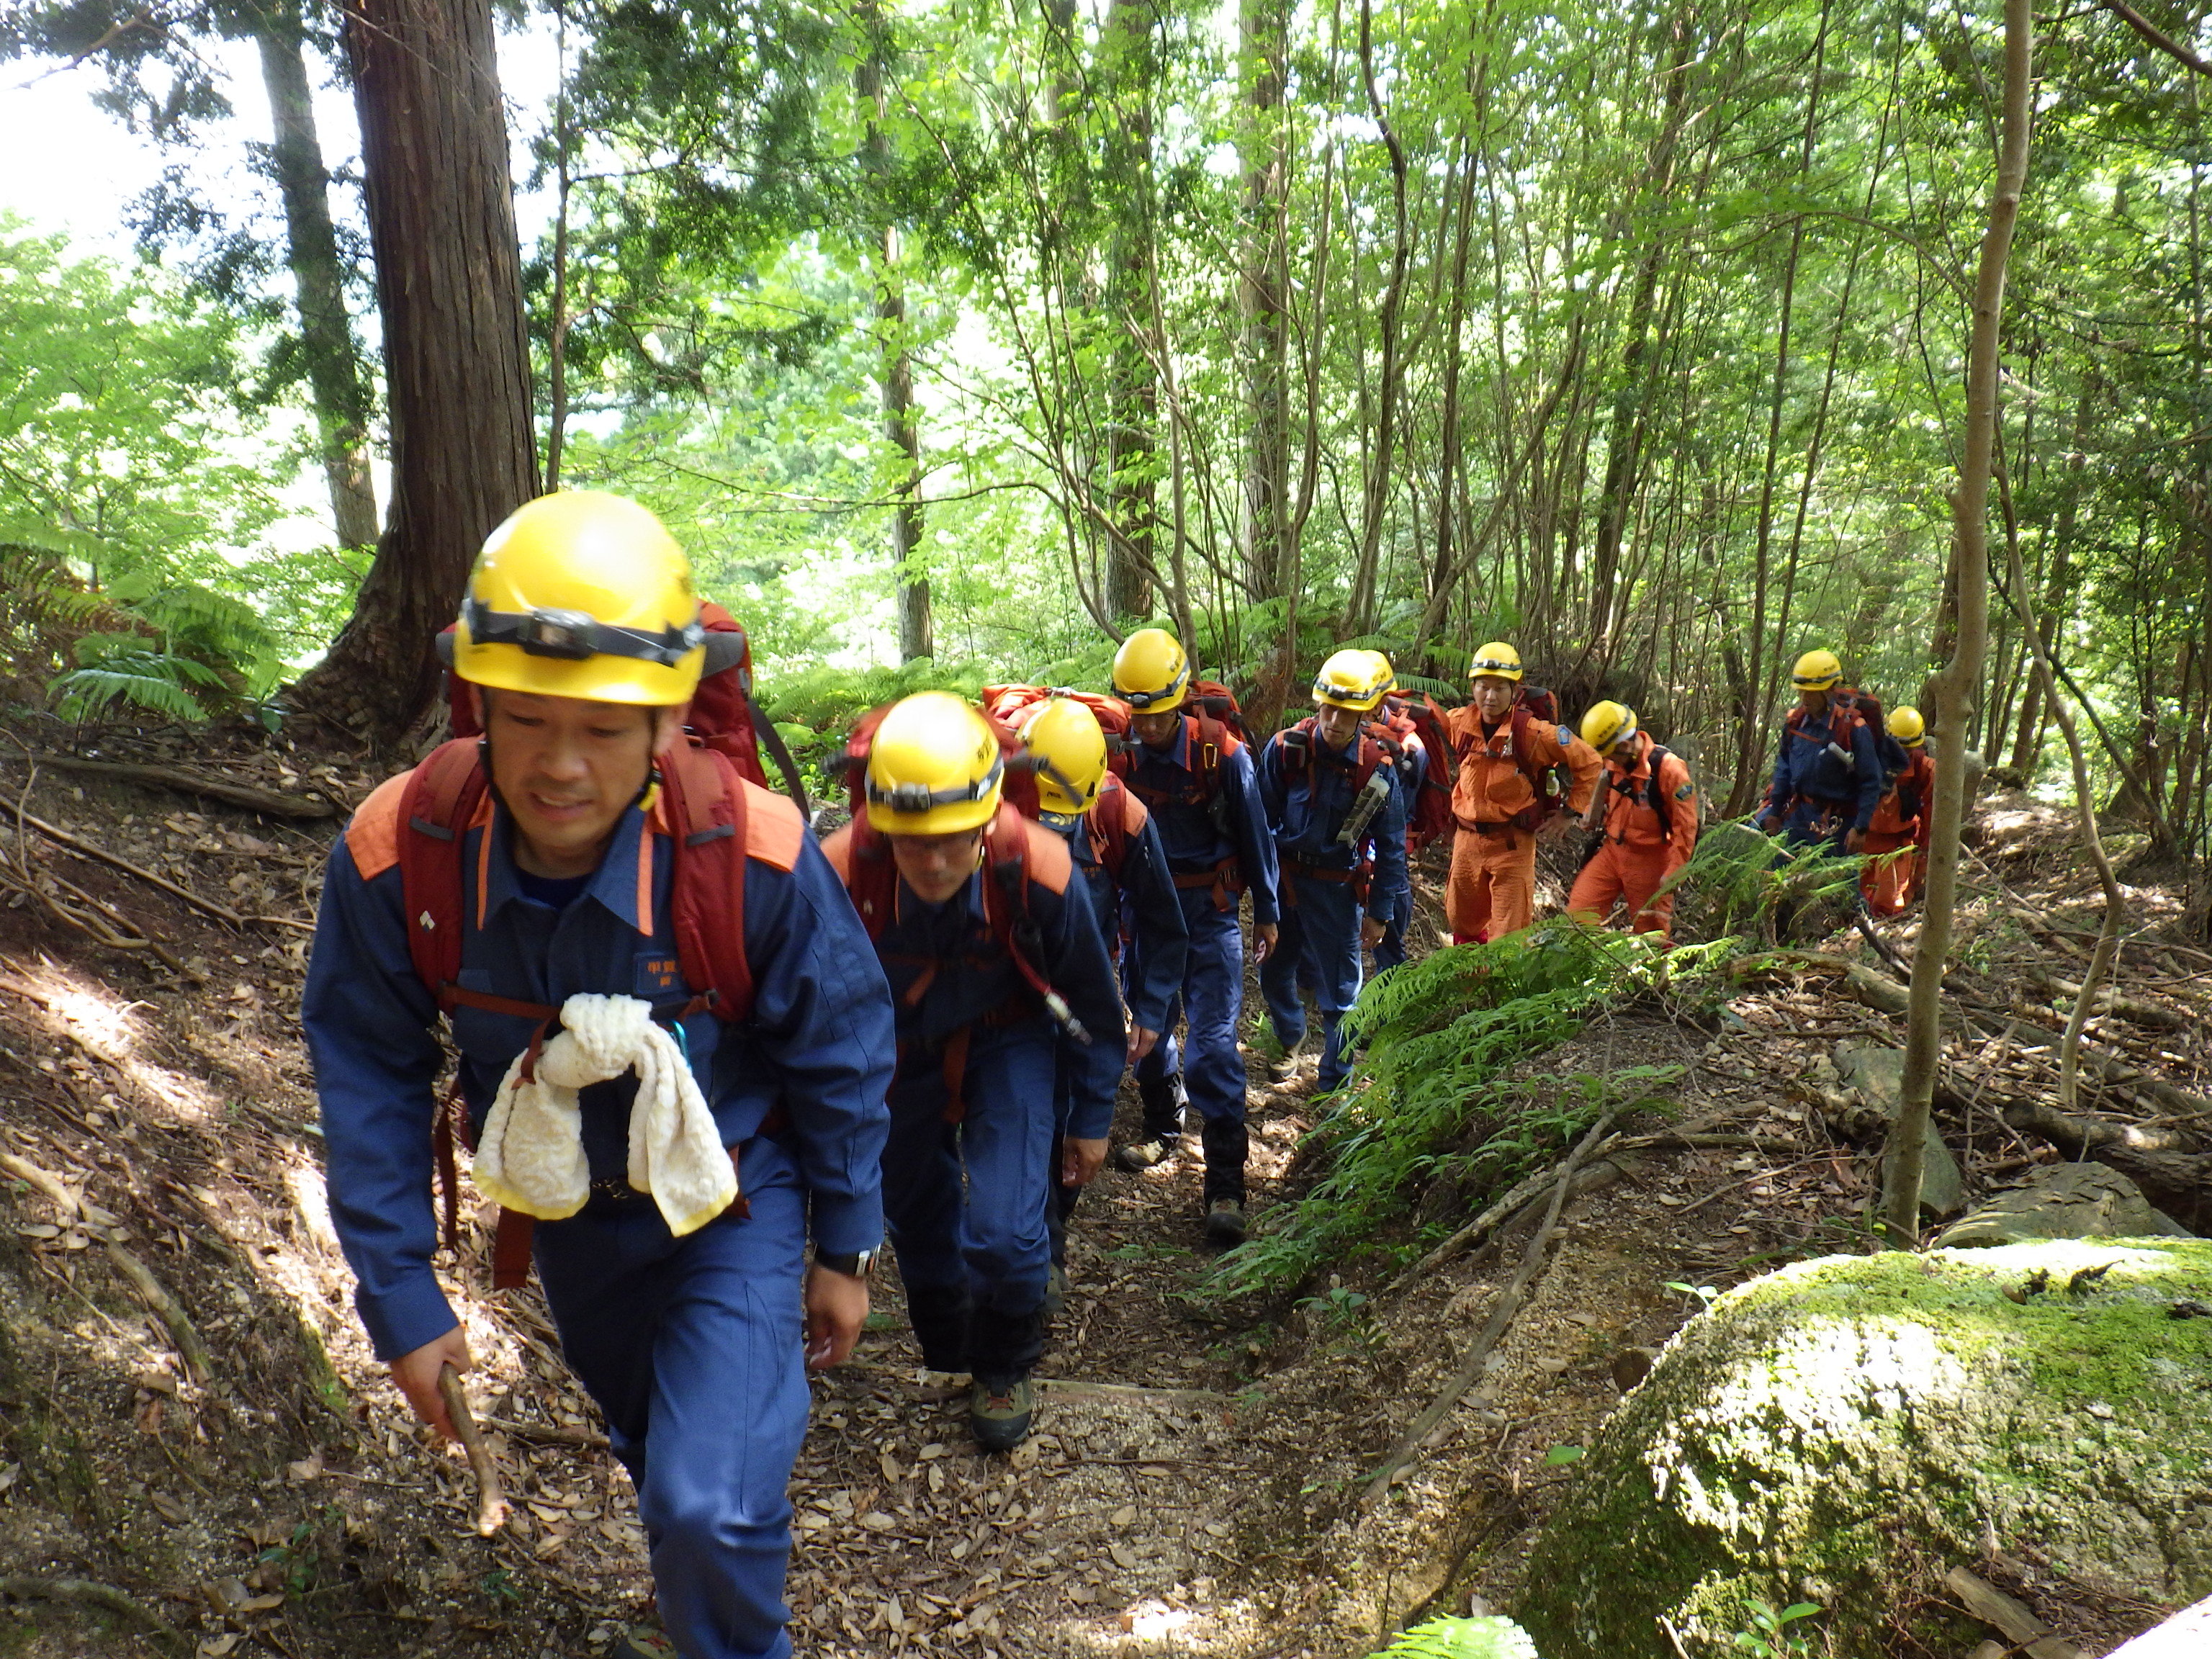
[0,796,247,929]
[2029,970,2190,1033]
[14,755,338,819]
[1997,1102,2212,1232]
[1384,1151,1636,1298]
[1359,1110,1617,1509]
[482,1415,610,1451]
[0,1147,74,1208]
[0,1575,189,1650]
[439,1363,511,1536]
[103,1242,215,1384]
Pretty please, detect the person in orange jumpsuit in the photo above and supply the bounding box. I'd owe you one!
[1442,642,1602,943]
[1862,705,1933,917]
[1566,701,1699,941]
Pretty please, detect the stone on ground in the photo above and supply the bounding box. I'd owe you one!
[1514,1238,2212,1659]
[1830,1038,1963,1217]
[1937,1162,2190,1248]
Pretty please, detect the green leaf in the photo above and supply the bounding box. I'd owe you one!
[1541,1444,1586,1466]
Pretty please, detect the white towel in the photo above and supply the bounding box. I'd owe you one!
[472,993,737,1237]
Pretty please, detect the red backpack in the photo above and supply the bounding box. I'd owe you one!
[439,601,809,814]
[1385,697,1457,853]
[981,683,1133,748]
[395,728,765,1289]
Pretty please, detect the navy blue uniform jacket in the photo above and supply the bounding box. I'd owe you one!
[305,770,896,1362]
[1120,715,1281,926]
[1052,781,1188,1036]
[1258,723,1410,923]
[819,818,1126,1057]
[1763,701,1884,832]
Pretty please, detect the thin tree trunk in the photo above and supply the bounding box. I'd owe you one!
[1887,0,2029,1244]
[1103,0,1156,622]
[856,6,932,662]
[1240,0,1290,606]
[291,0,539,743]
[1346,0,1410,634]
[255,4,379,550]
[544,0,574,491]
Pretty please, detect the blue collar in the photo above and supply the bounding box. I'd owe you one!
[482,797,655,935]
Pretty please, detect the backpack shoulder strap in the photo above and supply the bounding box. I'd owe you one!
[658,742,757,1022]
[395,738,490,1004]
[1089,774,1138,878]
[1642,745,1674,837]
[828,822,896,942]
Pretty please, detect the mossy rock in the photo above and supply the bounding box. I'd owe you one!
[1514,1239,2212,1658]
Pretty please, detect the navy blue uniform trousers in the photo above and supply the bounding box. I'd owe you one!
[1131,890,1249,1203]
[534,1135,808,1659]
[1261,869,1365,1090]
[881,1020,1056,1383]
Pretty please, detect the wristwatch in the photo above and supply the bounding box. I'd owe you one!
[814,1246,878,1280]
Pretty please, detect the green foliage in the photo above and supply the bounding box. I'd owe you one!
[1373,1614,1541,1658]
[1730,1601,1824,1658]
[1212,925,1694,1298]
[0,223,325,716]
[1663,822,1866,945]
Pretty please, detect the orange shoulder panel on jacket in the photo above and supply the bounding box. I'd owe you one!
[739,779,805,872]
[1020,817,1074,894]
[343,771,412,882]
[1118,786,1151,835]
[818,824,855,883]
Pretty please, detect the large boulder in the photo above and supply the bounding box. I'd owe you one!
[1938,1162,2190,1248]
[1514,1239,2212,1658]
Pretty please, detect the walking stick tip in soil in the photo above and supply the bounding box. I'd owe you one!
[437,1362,511,1537]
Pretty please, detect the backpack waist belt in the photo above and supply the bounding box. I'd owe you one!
[1280,855,1370,906]
[1168,855,1244,910]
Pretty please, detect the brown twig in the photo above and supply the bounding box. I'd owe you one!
[1359,1110,1618,1508]
[0,795,247,928]
[7,754,338,819]
[439,1364,511,1536]
[104,1241,215,1383]
[482,1415,611,1451]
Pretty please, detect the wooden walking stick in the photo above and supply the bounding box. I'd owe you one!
[438,1363,511,1536]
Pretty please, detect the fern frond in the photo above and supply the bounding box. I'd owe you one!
[1393,673,1462,703]
[1377,1614,1542,1658]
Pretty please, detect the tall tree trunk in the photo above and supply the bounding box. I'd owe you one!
[1240,0,1290,607]
[1346,0,1410,634]
[1103,0,1156,622]
[1886,0,2028,1244]
[1583,16,1694,663]
[856,6,932,662]
[255,3,379,551]
[291,0,539,744]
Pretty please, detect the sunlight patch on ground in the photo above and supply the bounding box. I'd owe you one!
[7,961,219,1124]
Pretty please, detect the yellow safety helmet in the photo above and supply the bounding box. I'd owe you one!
[1111,627,1192,712]
[1791,649,1843,691]
[1580,700,1639,752]
[1312,647,1392,713]
[1888,705,1925,747]
[1022,698,1109,817]
[863,692,1004,835]
[1364,649,1399,696]
[452,490,706,706]
[1469,641,1524,683]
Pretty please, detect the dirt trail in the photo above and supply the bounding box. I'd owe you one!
[3,745,2206,1658]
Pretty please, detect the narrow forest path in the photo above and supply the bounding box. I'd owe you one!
[4,739,2206,1659]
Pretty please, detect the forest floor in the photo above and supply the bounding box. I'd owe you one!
[1,722,2207,1659]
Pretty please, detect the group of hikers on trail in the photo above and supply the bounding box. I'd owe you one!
[300,490,1943,1659]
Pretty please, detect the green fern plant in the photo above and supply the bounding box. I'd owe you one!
[1375,1614,1541,1657]
[49,632,227,721]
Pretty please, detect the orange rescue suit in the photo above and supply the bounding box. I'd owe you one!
[1441,706,1601,943]
[1567,732,1699,940]
[1862,748,1934,917]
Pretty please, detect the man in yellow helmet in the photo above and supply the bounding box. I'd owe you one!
[1107,629,1279,1246]
[306,491,896,1659]
[1566,701,1699,940]
[822,693,1123,1449]
[1441,641,1602,942]
[1755,649,1882,854]
[1862,706,1934,916]
[1255,649,1408,1091]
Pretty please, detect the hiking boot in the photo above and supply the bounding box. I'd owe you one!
[1205,1197,1247,1248]
[1254,1026,1303,1083]
[1112,1134,1181,1172]
[608,1625,680,1659]
[968,1377,1035,1452]
[1041,1260,1069,1320]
